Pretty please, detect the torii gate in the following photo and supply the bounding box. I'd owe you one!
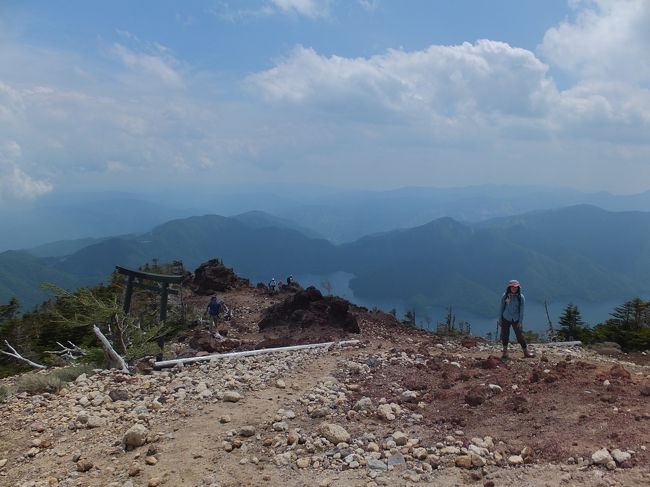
[115,266,183,321]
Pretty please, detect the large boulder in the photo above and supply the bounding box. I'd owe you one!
[188,259,250,295]
[258,286,360,333]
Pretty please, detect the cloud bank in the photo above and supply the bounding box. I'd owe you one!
[0,0,648,196]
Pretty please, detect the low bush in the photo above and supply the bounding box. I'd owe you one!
[51,364,96,383]
[15,372,64,394]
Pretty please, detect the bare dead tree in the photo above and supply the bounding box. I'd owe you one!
[1,340,47,369]
[93,325,129,372]
[44,341,87,361]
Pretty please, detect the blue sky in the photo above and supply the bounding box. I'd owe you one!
[1,0,649,204]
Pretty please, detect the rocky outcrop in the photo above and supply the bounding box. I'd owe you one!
[187,259,250,295]
[258,286,360,333]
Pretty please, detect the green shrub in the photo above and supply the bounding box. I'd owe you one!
[125,341,161,361]
[83,347,108,368]
[15,372,64,394]
[51,364,96,383]
[0,384,8,402]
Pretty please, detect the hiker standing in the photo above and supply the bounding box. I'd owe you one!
[206,295,224,339]
[269,277,276,293]
[286,275,293,285]
[499,280,534,359]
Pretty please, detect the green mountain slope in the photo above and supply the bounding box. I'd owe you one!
[2,207,649,317]
[0,251,80,309]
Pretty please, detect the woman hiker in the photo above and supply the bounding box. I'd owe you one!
[499,279,534,359]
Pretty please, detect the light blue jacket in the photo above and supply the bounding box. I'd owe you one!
[500,292,525,323]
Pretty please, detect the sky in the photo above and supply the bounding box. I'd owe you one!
[1,0,649,206]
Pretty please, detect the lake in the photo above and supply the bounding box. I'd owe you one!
[251,271,623,339]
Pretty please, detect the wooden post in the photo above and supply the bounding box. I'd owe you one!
[123,275,135,314]
[160,282,169,321]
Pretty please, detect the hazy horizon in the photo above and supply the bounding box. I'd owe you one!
[1,0,650,209]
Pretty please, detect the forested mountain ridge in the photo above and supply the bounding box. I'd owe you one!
[1,206,649,315]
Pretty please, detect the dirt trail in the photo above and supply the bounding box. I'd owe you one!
[150,349,343,487]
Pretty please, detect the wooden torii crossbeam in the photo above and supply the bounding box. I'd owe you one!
[115,266,183,321]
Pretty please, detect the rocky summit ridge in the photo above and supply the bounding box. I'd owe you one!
[1,278,649,487]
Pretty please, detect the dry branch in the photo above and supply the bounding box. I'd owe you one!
[45,341,87,360]
[1,340,47,369]
[93,325,130,373]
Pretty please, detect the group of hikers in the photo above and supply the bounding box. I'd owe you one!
[268,274,293,293]
[204,277,536,357]
[203,274,295,339]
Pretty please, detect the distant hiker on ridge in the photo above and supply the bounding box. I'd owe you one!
[269,277,276,293]
[206,295,224,339]
[499,279,534,360]
[286,275,293,285]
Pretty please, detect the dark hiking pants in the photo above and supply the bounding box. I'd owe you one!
[500,319,528,350]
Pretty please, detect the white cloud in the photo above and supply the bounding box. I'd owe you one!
[1,1,649,196]
[271,0,332,18]
[247,41,557,122]
[358,0,379,11]
[0,165,53,201]
[212,0,330,21]
[0,140,52,201]
[111,43,183,88]
[540,0,650,83]
[106,160,130,172]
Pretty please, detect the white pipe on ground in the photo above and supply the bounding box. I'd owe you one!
[153,339,360,369]
[538,341,582,347]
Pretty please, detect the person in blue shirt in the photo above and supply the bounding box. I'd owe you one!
[206,295,224,339]
[499,280,534,359]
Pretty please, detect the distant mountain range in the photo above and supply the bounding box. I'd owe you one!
[2,184,650,251]
[1,204,649,315]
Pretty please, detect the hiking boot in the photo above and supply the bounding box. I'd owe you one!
[523,348,535,358]
[212,331,224,340]
[501,350,509,361]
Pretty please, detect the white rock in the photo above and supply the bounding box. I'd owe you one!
[412,448,428,460]
[392,431,408,446]
[273,421,288,431]
[296,457,310,468]
[610,449,631,464]
[377,404,395,421]
[86,416,106,429]
[592,448,613,465]
[198,389,213,399]
[508,455,524,465]
[319,423,351,444]
[354,397,374,411]
[468,444,489,457]
[223,391,243,402]
[400,390,418,403]
[440,446,461,455]
[123,424,149,448]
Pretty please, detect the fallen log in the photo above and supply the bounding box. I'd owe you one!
[154,339,360,369]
